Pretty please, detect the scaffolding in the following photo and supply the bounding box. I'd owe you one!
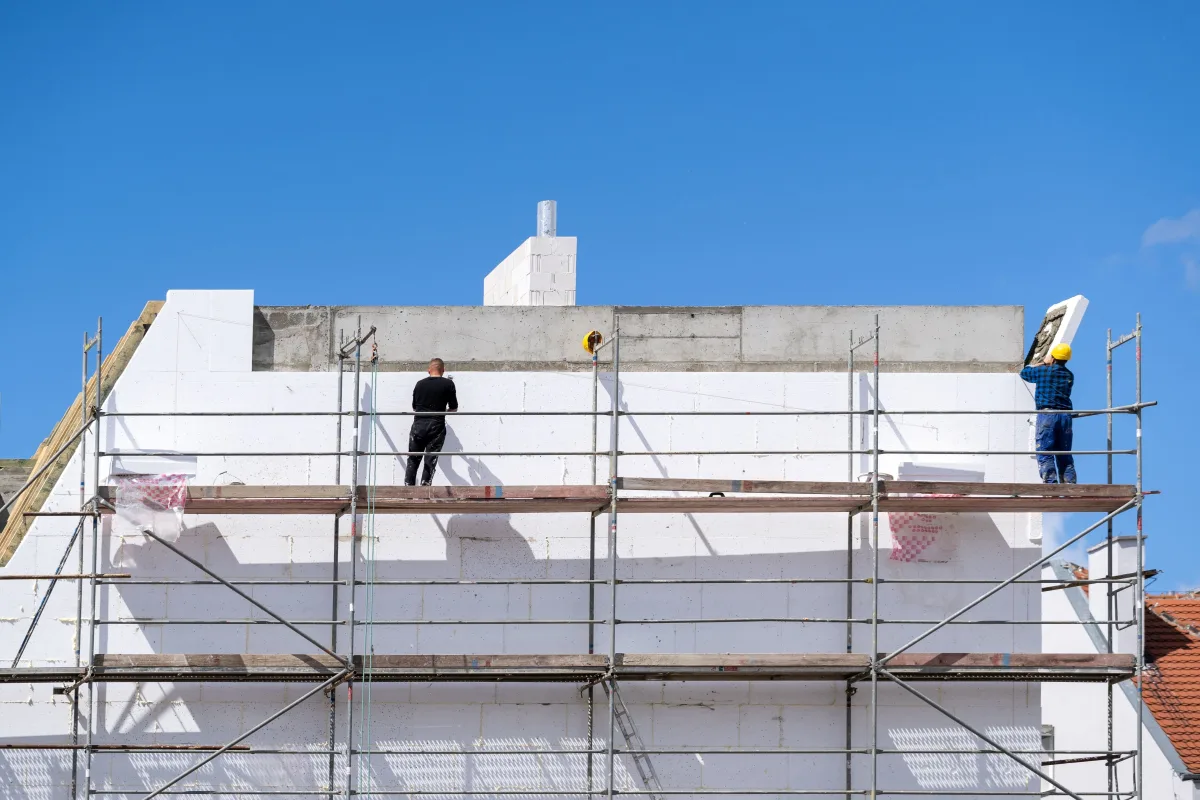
[0,311,1152,800]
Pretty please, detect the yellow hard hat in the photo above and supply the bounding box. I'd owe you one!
[582,330,603,354]
[1050,343,1072,361]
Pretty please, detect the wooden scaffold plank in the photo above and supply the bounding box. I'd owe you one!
[96,481,1136,515]
[0,652,1132,684]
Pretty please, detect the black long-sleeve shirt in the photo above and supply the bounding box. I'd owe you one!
[412,376,458,425]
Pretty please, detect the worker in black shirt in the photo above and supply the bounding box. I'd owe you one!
[405,358,459,486]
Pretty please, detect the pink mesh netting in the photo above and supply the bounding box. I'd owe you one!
[888,495,958,563]
[113,474,188,539]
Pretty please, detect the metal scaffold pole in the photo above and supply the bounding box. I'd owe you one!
[1134,313,1144,800]
[844,329,855,800]
[869,314,880,800]
[343,320,365,800]
[606,317,621,800]
[327,342,347,800]
[880,668,1087,799]
[0,426,93,523]
[1105,326,1115,800]
[83,317,102,800]
[588,335,601,796]
[1102,314,1145,798]
[141,672,348,800]
[70,327,92,800]
[0,305,1158,799]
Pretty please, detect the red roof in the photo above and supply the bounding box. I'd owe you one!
[1062,564,1200,772]
[1068,563,1089,595]
[1140,593,1200,773]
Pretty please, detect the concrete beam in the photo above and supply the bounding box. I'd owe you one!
[253,304,1024,373]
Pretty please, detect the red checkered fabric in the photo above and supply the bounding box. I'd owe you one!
[889,494,954,563]
[115,474,188,514]
[891,532,940,562]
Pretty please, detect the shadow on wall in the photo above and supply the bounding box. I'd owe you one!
[102,508,1022,662]
[0,741,640,800]
[8,521,1036,798]
[887,726,1041,791]
[0,728,1048,798]
[439,427,497,487]
[251,308,275,369]
[0,750,72,800]
[22,387,1032,799]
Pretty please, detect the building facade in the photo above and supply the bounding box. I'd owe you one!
[0,285,1111,799]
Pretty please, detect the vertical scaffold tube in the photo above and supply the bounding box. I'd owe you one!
[844,329,855,800]
[1106,327,1115,799]
[869,315,880,800]
[1134,314,1144,800]
[588,344,600,794]
[327,347,346,800]
[70,330,88,800]
[83,317,102,800]
[606,318,621,800]
[343,322,363,800]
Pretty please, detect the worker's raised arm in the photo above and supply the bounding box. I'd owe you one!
[1019,364,1043,383]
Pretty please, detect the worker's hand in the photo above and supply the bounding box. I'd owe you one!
[1042,354,1055,365]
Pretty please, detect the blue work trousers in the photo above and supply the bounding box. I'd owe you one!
[1035,412,1076,484]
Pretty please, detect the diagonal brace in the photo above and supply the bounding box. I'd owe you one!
[879,667,1085,800]
[882,498,1136,663]
[0,423,91,520]
[11,519,83,668]
[140,669,347,800]
[140,528,347,665]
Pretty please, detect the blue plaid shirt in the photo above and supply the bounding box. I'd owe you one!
[1019,363,1074,410]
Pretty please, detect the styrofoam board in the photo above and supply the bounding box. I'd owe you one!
[896,462,986,482]
[1025,295,1089,366]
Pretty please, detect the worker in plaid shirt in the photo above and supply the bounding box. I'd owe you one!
[1019,343,1076,484]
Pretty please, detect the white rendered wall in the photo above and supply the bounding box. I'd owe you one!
[1041,568,1198,799]
[1088,537,1143,655]
[483,236,577,306]
[0,290,1051,798]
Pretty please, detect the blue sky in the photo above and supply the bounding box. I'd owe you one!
[1,3,1197,585]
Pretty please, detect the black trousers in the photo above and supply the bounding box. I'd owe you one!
[405,419,446,486]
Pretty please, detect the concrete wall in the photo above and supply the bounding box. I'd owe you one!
[0,460,35,497]
[0,290,1048,798]
[483,236,578,306]
[0,459,34,530]
[254,304,1024,373]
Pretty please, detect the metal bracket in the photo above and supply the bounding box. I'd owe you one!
[59,667,93,697]
[581,669,614,693]
[323,669,355,697]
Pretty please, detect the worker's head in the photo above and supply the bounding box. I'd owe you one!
[428,358,445,376]
[1050,343,1072,363]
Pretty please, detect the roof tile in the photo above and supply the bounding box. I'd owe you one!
[1140,594,1200,773]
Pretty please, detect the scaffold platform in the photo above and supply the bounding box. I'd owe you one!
[0,309,1152,800]
[0,651,1134,684]
[97,479,1137,515]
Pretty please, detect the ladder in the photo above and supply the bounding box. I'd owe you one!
[602,681,663,800]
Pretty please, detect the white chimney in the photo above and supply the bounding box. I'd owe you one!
[537,200,557,237]
[1087,535,1144,654]
[483,201,577,307]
